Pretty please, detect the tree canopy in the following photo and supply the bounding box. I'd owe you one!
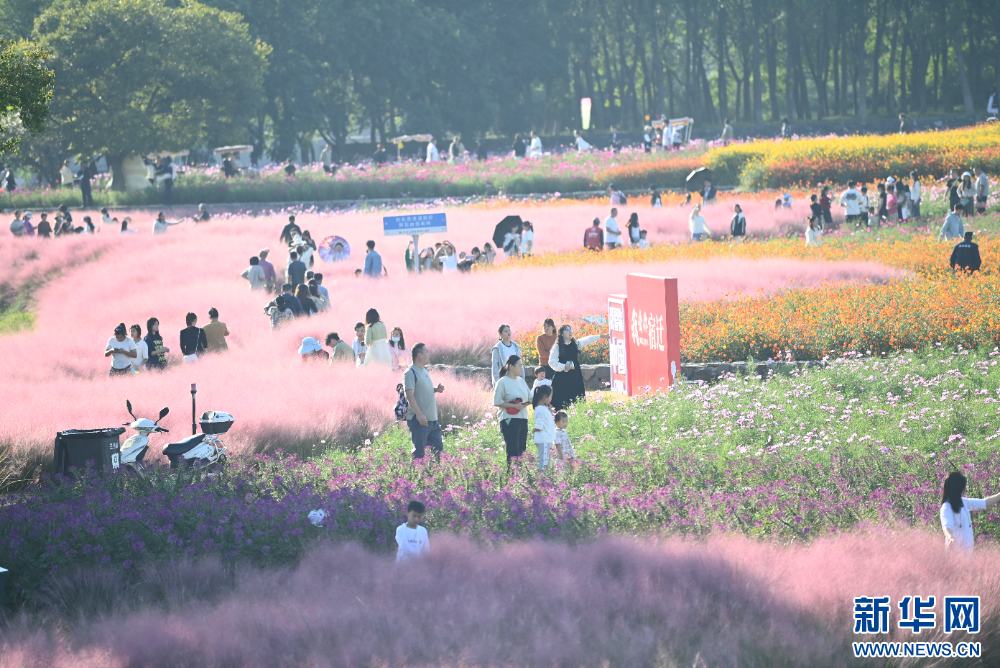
[33,0,268,187]
[2,0,1000,174]
[0,39,54,155]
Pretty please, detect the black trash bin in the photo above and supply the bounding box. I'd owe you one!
[53,428,126,474]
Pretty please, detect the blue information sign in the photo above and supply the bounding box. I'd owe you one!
[383,212,447,236]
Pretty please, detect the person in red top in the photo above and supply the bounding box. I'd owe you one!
[819,187,833,228]
[583,218,604,251]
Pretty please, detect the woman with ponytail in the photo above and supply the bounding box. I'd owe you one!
[492,355,531,469]
[940,471,1000,554]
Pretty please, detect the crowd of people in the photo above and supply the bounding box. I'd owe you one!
[104,309,230,376]
[8,204,211,237]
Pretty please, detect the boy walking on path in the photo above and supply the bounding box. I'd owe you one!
[395,501,430,563]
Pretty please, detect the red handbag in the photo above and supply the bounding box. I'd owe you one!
[505,398,523,415]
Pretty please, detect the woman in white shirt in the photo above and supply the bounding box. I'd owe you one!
[61,160,74,188]
[389,327,411,372]
[805,217,823,246]
[940,471,1000,554]
[437,242,460,273]
[491,324,524,385]
[549,324,609,410]
[528,131,543,157]
[519,222,534,255]
[493,355,532,468]
[130,324,148,373]
[573,130,591,152]
[688,204,712,241]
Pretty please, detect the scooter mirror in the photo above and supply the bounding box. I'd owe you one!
[126,400,136,419]
[158,407,170,421]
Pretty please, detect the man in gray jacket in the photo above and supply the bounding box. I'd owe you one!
[939,204,966,241]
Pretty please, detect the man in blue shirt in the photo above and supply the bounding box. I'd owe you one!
[286,251,306,287]
[363,240,383,278]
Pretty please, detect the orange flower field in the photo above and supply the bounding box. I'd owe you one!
[507,232,1000,278]
[507,230,1000,364]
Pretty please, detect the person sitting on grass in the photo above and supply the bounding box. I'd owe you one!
[299,337,329,362]
[395,500,429,563]
[325,332,356,364]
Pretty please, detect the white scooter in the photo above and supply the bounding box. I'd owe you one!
[120,400,170,475]
[162,410,233,469]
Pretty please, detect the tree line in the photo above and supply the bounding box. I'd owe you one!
[1,0,998,186]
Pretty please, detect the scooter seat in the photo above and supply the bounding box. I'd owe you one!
[162,433,207,456]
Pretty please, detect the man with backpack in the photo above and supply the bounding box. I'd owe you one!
[609,184,627,206]
[402,343,445,461]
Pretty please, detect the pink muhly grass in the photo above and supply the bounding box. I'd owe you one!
[0,211,899,460]
[0,530,996,667]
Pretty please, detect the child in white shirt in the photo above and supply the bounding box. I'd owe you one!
[395,500,430,563]
[532,366,553,393]
[637,230,651,249]
[531,385,555,470]
[352,322,367,366]
[553,410,575,468]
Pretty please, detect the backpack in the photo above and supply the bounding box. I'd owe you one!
[616,190,628,205]
[394,369,414,419]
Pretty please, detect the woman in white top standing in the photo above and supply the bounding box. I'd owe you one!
[61,160,74,188]
[493,355,532,469]
[519,222,534,255]
[805,217,823,246]
[940,471,1000,554]
[491,324,525,385]
[549,324,609,410]
[528,131,543,157]
[389,327,411,372]
[688,204,712,241]
[129,324,148,373]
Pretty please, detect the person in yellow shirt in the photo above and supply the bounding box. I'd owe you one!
[202,307,230,353]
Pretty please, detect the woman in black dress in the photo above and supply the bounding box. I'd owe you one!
[549,325,609,411]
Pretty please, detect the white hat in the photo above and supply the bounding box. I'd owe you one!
[298,337,322,355]
[259,247,269,254]
[22,211,32,219]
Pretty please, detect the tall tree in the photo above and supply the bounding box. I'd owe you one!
[35,0,268,188]
[0,40,53,156]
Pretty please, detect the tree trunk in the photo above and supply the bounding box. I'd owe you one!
[750,1,763,126]
[717,7,728,121]
[857,15,868,124]
[899,29,908,111]
[950,5,975,116]
[765,24,780,121]
[650,4,666,118]
[886,20,898,116]
[871,0,885,116]
[107,152,128,192]
[784,0,799,121]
